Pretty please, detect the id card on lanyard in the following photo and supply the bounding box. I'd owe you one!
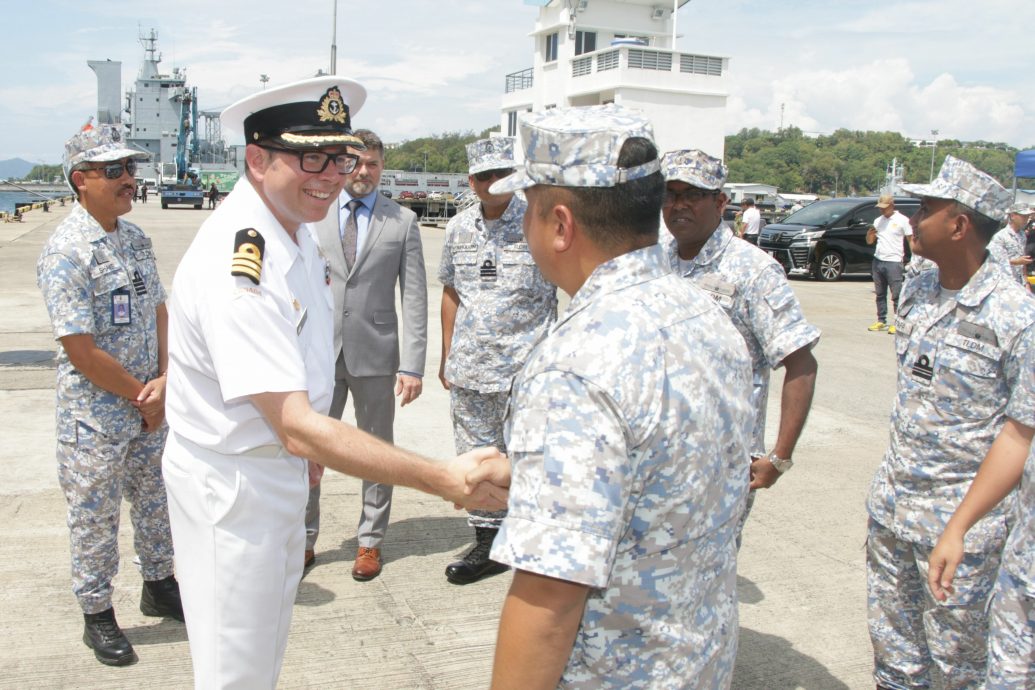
[112,288,131,325]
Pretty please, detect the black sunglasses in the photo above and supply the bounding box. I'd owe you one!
[81,159,138,180]
[259,145,359,174]
[473,168,515,182]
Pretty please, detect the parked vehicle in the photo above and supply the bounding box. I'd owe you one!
[414,191,428,200]
[427,191,446,201]
[380,189,392,198]
[757,196,919,281]
[399,190,415,200]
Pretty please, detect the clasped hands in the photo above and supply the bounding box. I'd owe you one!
[446,447,512,512]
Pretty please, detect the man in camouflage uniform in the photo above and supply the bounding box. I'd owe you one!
[660,149,819,545]
[437,136,557,585]
[866,155,1035,689]
[987,201,1033,288]
[480,105,753,688]
[36,124,183,667]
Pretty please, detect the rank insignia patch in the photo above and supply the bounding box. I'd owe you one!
[480,259,497,281]
[911,354,934,382]
[231,228,265,285]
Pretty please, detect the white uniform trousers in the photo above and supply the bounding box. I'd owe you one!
[163,432,308,690]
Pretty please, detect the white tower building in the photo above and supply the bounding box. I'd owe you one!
[501,0,729,158]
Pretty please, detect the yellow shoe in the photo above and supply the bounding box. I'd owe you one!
[887,325,897,335]
[867,321,887,331]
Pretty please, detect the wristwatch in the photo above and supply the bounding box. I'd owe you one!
[767,451,793,474]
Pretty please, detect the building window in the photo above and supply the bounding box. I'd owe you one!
[507,111,518,137]
[544,32,558,63]
[575,31,596,55]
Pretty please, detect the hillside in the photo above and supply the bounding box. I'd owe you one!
[0,158,36,180]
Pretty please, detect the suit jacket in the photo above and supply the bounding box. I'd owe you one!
[314,192,428,378]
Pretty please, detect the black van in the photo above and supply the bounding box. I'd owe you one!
[757,196,920,281]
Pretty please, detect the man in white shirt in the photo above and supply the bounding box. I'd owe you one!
[740,197,761,243]
[866,194,912,333]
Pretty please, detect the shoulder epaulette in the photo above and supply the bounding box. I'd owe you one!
[231,228,264,285]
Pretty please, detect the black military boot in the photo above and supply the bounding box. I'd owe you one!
[83,608,138,666]
[140,575,185,622]
[445,527,509,585]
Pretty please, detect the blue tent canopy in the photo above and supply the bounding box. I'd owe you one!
[1015,150,1035,179]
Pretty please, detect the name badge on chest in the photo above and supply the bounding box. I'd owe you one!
[111,288,131,325]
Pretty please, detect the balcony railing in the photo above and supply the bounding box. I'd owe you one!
[570,46,725,79]
[505,67,534,93]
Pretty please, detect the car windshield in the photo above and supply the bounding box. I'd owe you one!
[778,199,862,226]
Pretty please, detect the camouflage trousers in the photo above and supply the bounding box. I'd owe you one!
[987,567,1035,689]
[56,421,174,614]
[867,519,1001,690]
[450,386,508,529]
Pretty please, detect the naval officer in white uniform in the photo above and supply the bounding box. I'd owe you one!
[162,76,507,690]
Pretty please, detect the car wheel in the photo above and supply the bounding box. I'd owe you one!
[161,202,168,209]
[816,251,844,281]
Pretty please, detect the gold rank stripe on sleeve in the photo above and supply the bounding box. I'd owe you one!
[231,228,265,285]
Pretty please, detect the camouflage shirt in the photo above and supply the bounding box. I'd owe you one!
[37,203,166,442]
[663,226,820,453]
[438,195,556,392]
[493,243,753,689]
[866,256,1035,551]
[1003,442,1035,595]
[987,225,1028,287]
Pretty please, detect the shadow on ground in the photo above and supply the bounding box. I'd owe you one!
[733,627,852,690]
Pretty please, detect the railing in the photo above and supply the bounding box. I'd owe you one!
[504,67,534,93]
[597,49,619,72]
[572,56,593,77]
[571,46,725,81]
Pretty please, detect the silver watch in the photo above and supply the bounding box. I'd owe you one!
[767,451,793,473]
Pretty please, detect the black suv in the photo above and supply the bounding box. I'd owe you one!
[757,196,919,281]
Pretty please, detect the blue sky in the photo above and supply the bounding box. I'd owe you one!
[3,0,1032,164]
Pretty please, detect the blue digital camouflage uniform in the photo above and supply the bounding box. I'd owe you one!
[37,202,173,614]
[493,244,754,689]
[987,224,1028,287]
[661,226,819,535]
[439,192,557,527]
[865,257,1035,689]
[986,440,1035,689]
[866,155,1035,690]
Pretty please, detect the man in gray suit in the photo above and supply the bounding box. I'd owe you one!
[305,129,428,581]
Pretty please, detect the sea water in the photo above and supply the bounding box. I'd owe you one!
[0,190,70,215]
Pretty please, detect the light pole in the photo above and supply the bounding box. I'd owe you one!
[929,129,939,182]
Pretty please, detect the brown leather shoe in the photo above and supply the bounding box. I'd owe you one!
[351,547,382,581]
[303,549,315,569]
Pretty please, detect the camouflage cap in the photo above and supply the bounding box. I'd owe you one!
[1008,200,1034,215]
[661,149,727,191]
[901,155,1011,220]
[490,104,660,194]
[63,123,150,176]
[466,136,516,175]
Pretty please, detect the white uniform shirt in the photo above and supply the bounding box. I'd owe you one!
[873,210,912,262]
[166,177,335,454]
[741,206,761,236]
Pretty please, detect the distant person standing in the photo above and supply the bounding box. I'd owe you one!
[740,197,761,243]
[207,182,218,209]
[438,136,557,585]
[37,123,183,667]
[988,201,1033,288]
[866,156,1035,690]
[140,184,148,203]
[865,194,912,333]
[660,149,820,545]
[305,128,428,580]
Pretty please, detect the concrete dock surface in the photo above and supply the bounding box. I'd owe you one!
[0,200,898,689]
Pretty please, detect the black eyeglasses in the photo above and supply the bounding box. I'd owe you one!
[259,145,359,174]
[81,159,138,180]
[663,187,718,206]
[473,168,515,182]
